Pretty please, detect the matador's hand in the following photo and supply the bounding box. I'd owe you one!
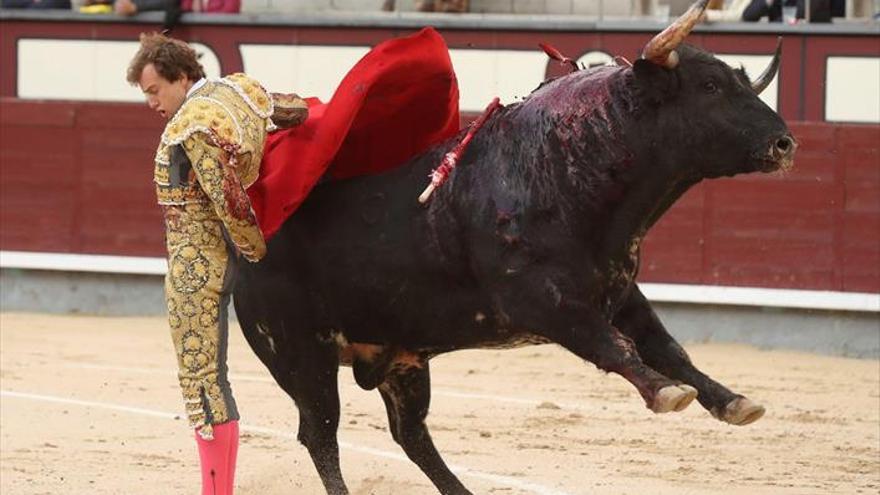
[239,247,264,263]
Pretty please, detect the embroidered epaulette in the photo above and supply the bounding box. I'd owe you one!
[218,73,274,119]
[161,96,241,149]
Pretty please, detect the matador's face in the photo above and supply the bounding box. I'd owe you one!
[138,63,193,120]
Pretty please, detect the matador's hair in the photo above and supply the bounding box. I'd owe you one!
[126,32,206,85]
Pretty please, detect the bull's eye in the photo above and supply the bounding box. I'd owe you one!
[703,80,719,94]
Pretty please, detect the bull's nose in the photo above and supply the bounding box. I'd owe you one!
[772,134,797,159]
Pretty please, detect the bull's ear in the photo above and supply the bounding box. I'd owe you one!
[633,59,677,105]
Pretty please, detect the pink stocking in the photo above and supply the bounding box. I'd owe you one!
[195,420,239,495]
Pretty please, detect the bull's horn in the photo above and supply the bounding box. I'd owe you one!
[641,0,709,69]
[751,38,782,94]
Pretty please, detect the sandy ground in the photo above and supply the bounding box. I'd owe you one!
[1,312,878,495]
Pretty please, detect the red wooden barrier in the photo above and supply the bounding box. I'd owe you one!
[1,99,877,292]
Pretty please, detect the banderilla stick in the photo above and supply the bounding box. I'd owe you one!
[418,97,502,204]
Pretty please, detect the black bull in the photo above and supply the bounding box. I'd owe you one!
[233,16,796,495]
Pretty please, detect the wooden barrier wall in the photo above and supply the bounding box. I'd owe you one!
[1,98,877,292]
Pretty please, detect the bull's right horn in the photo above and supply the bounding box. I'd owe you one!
[641,0,709,69]
[751,38,782,95]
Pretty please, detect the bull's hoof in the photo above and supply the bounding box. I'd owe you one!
[650,385,697,413]
[714,397,765,426]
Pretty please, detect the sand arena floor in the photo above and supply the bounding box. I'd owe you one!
[1,312,878,495]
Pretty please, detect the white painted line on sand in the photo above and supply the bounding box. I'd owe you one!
[1,389,179,419]
[1,389,574,495]
[256,426,577,495]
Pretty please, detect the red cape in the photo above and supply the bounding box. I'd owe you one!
[248,27,460,240]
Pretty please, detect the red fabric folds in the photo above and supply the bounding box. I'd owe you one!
[248,27,460,240]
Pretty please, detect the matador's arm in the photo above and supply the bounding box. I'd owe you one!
[185,133,267,262]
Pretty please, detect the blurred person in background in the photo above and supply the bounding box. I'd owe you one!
[704,0,844,22]
[114,0,239,17]
[126,32,306,495]
[1,0,70,8]
[382,0,468,12]
[792,0,845,21]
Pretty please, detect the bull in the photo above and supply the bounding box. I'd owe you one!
[232,1,797,493]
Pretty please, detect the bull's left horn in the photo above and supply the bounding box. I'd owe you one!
[751,38,782,95]
[641,0,708,69]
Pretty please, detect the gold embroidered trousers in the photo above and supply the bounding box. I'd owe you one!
[164,203,239,437]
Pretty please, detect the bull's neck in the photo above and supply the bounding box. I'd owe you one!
[589,161,696,261]
[563,88,698,260]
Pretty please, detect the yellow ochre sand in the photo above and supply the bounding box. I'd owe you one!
[1,313,878,494]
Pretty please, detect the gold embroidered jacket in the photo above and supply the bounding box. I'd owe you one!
[153,73,308,261]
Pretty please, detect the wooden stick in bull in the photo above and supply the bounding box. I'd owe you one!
[541,41,632,71]
[418,96,502,203]
[539,43,580,72]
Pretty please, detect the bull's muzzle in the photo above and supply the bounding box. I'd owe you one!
[765,134,797,171]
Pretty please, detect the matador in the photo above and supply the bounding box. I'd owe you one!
[128,33,306,495]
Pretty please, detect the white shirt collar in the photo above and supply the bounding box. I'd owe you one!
[186,77,207,98]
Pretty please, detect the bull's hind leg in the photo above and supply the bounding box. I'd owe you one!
[613,286,765,426]
[274,341,349,495]
[378,361,472,495]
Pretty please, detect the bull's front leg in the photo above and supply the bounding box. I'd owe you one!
[554,310,698,414]
[494,270,696,414]
[612,285,765,425]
